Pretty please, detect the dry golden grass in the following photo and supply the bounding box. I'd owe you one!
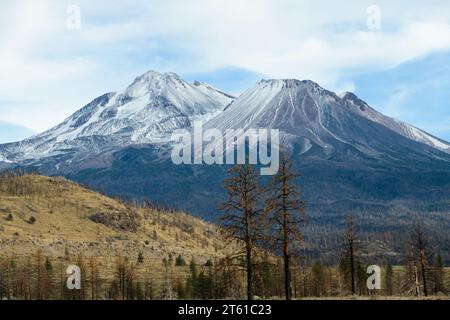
[0,174,234,284]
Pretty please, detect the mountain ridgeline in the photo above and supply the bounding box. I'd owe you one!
[1,71,450,224]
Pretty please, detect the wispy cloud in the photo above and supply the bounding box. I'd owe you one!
[0,121,35,144]
[0,0,450,140]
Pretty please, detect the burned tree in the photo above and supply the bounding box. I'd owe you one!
[385,264,394,296]
[432,254,445,294]
[220,164,263,300]
[340,214,359,295]
[265,155,305,300]
[410,219,430,297]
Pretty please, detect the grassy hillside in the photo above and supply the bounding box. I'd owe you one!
[1,173,448,300]
[0,173,234,293]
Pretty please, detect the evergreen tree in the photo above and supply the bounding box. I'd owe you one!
[137,252,144,264]
[433,254,445,294]
[385,264,393,296]
[311,262,326,297]
[44,257,53,272]
[340,214,360,295]
[175,255,186,267]
[410,220,429,296]
[186,259,198,298]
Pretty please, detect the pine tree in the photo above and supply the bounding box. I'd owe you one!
[311,262,326,297]
[433,253,444,294]
[340,214,359,295]
[44,257,53,273]
[174,277,186,299]
[265,155,305,300]
[87,256,100,300]
[43,256,53,299]
[76,254,87,300]
[144,277,155,300]
[220,164,263,300]
[410,220,429,296]
[385,264,394,296]
[205,259,213,267]
[186,259,198,298]
[114,256,133,300]
[175,255,186,267]
[135,282,145,300]
[34,249,45,300]
[137,252,144,264]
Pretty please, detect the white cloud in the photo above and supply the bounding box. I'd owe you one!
[382,86,415,119]
[1,0,450,133]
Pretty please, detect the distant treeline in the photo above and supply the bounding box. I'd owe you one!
[0,247,447,300]
[1,162,449,300]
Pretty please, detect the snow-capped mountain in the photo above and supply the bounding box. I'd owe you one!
[341,92,450,153]
[206,79,450,156]
[0,70,234,164]
[1,72,450,218]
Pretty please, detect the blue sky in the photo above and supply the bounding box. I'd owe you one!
[0,121,35,144]
[0,0,450,143]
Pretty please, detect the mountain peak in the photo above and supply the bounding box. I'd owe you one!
[207,76,450,154]
[1,70,449,168]
[124,70,186,99]
[138,69,181,80]
[0,70,234,163]
[341,91,364,104]
[256,79,328,97]
[132,69,182,84]
[259,78,321,87]
[340,91,354,99]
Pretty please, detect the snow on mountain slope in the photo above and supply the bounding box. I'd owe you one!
[1,73,449,168]
[205,79,450,157]
[121,71,232,119]
[206,79,373,154]
[342,92,450,153]
[0,71,234,163]
[206,79,330,132]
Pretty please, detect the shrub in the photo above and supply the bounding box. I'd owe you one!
[205,260,213,267]
[137,252,144,264]
[28,216,37,224]
[175,254,186,267]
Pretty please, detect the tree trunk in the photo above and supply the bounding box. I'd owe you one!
[414,266,420,297]
[349,239,355,295]
[246,241,253,300]
[245,210,253,301]
[284,252,292,300]
[419,249,428,297]
[283,208,292,300]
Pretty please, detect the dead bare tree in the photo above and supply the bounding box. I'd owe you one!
[220,164,263,300]
[340,214,358,295]
[88,256,100,300]
[265,155,305,300]
[410,219,429,297]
